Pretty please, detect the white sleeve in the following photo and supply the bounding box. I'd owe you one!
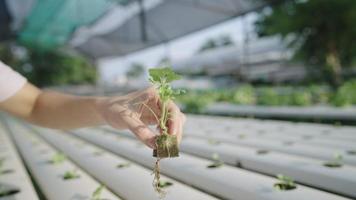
[0,61,27,102]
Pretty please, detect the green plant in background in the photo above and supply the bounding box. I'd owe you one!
[63,169,80,180]
[126,63,145,78]
[232,85,256,105]
[148,67,185,197]
[179,93,212,114]
[50,152,66,165]
[331,79,356,107]
[91,185,105,200]
[323,153,343,168]
[256,88,280,106]
[0,43,97,87]
[274,174,297,191]
[308,85,330,104]
[290,90,312,106]
[255,0,356,87]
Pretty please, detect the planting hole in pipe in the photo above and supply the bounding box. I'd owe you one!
[158,180,173,188]
[273,174,297,191]
[346,150,356,155]
[256,149,269,155]
[323,153,343,168]
[0,185,20,197]
[0,169,15,175]
[207,153,224,169]
[116,162,131,169]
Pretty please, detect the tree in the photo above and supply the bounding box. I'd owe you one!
[126,63,145,78]
[0,43,97,86]
[255,0,356,87]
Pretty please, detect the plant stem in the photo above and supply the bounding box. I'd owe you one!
[160,101,168,135]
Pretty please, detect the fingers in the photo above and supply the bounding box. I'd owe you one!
[121,109,157,149]
[167,101,186,144]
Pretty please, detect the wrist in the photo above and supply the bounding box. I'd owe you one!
[93,96,109,126]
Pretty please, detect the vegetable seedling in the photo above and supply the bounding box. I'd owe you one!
[323,153,343,168]
[63,169,80,180]
[50,152,66,165]
[116,162,131,169]
[158,180,173,188]
[148,67,184,158]
[91,185,105,200]
[347,150,356,155]
[274,174,297,191]
[0,185,20,197]
[256,149,269,155]
[207,153,224,168]
[147,67,185,197]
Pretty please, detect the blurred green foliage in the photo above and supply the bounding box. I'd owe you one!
[331,79,356,106]
[126,63,145,78]
[197,35,234,53]
[177,79,356,113]
[256,0,356,86]
[0,43,97,87]
[232,85,256,105]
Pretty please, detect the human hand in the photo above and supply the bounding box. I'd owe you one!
[97,87,186,149]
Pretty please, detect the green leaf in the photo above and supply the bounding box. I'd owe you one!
[92,185,105,200]
[149,67,181,84]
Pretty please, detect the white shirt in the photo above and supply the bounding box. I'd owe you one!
[0,61,27,102]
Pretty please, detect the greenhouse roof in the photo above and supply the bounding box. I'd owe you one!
[2,0,273,58]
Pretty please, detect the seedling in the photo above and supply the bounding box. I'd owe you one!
[274,174,297,191]
[147,67,185,196]
[50,152,66,165]
[207,153,224,168]
[63,169,80,180]
[0,169,14,175]
[116,162,131,168]
[0,185,20,197]
[323,153,343,168]
[256,149,269,155]
[347,150,356,155]
[158,180,173,188]
[91,185,105,200]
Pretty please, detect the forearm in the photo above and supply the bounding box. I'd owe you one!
[28,91,106,130]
